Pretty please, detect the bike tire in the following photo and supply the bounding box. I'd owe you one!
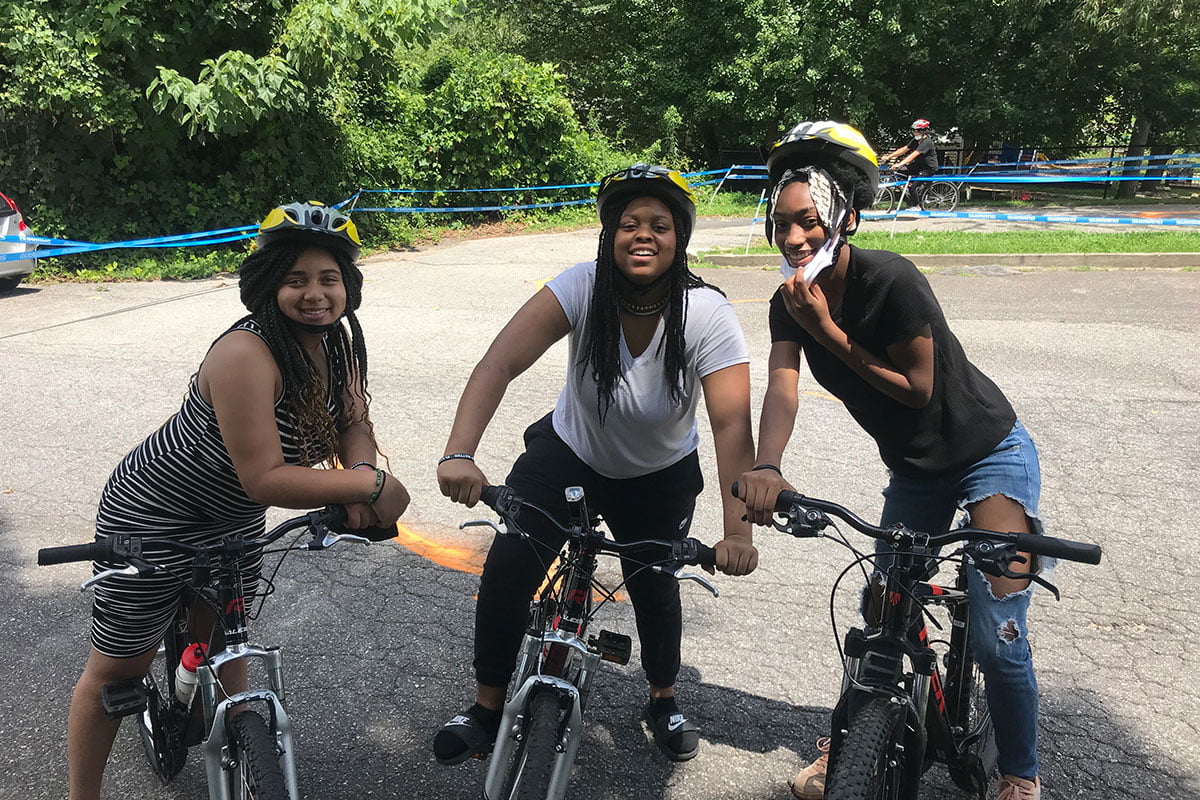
[873,185,897,214]
[923,181,959,211]
[500,692,560,800]
[139,626,191,781]
[825,697,910,800]
[944,588,997,793]
[227,711,288,800]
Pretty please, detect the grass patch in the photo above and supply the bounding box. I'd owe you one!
[712,229,1200,256]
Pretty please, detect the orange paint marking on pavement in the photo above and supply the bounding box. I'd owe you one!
[392,523,487,575]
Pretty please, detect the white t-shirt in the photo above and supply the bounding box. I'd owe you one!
[546,261,749,479]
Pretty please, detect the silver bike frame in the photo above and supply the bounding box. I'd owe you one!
[483,629,602,800]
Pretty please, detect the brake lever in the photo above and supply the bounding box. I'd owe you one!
[771,510,828,538]
[303,532,370,551]
[1001,569,1061,601]
[652,566,719,598]
[460,518,510,537]
[81,563,147,590]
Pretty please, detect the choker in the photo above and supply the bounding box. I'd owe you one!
[286,318,340,336]
[617,295,668,316]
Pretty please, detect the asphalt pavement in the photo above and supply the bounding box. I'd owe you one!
[2,213,1198,800]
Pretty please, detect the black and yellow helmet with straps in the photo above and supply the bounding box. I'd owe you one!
[257,201,361,260]
[766,121,879,197]
[596,164,697,233]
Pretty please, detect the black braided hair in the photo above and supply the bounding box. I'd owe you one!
[582,197,725,421]
[235,242,374,467]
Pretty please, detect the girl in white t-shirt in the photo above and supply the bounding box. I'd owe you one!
[434,165,757,765]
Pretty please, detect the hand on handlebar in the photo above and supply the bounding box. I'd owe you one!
[735,469,795,527]
[715,536,758,576]
[437,457,488,507]
[368,472,410,525]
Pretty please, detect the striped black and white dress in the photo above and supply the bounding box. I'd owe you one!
[91,318,337,658]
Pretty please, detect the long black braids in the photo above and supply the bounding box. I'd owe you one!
[236,242,375,467]
[582,200,725,421]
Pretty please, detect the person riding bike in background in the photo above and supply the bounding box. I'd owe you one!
[736,120,1049,800]
[880,118,940,211]
[65,202,410,800]
[434,164,758,766]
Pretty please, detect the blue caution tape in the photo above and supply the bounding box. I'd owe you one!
[860,209,1200,226]
[0,227,257,263]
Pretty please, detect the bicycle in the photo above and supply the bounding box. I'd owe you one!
[38,506,397,800]
[461,484,719,800]
[873,168,960,213]
[735,484,1101,800]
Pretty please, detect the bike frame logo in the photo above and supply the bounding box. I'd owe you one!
[225,597,246,615]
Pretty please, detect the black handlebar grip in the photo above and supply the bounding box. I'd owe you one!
[37,541,108,566]
[1015,532,1102,565]
[480,485,501,508]
[324,504,349,527]
[695,543,718,569]
[775,489,805,513]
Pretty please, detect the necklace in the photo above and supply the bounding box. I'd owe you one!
[617,295,668,316]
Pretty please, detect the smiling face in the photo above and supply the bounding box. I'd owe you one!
[275,247,347,330]
[771,181,828,271]
[612,196,677,286]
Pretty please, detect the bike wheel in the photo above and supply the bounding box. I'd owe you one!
[139,628,190,781]
[496,692,561,800]
[944,599,997,793]
[873,185,896,213]
[825,697,913,800]
[227,711,289,800]
[923,181,959,211]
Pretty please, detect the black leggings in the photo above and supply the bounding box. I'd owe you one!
[896,167,934,206]
[474,414,703,689]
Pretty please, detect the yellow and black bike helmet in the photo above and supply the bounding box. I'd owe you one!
[596,164,697,233]
[766,121,879,197]
[257,201,361,260]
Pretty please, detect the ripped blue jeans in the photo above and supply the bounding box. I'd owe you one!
[874,420,1042,780]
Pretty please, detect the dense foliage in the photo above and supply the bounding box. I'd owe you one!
[2,0,1197,252]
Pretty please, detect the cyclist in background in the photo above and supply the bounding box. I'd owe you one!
[65,202,410,800]
[737,121,1046,800]
[434,165,758,765]
[881,118,939,211]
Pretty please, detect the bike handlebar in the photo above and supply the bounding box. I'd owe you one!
[731,482,1101,565]
[36,504,393,567]
[477,484,718,569]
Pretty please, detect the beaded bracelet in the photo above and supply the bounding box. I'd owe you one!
[752,464,783,475]
[439,453,475,465]
[350,461,376,471]
[367,469,385,505]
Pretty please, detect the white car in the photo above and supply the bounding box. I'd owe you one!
[0,191,38,292]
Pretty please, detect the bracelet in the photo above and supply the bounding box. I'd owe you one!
[367,469,385,505]
[752,464,783,475]
[438,453,475,465]
[350,461,375,471]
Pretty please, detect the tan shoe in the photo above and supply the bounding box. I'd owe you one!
[995,775,1041,800]
[789,737,831,799]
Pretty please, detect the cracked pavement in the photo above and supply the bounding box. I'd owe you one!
[2,215,1197,799]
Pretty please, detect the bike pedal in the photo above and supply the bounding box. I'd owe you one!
[100,678,148,720]
[589,630,632,665]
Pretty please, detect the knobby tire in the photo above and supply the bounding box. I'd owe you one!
[509,692,561,800]
[227,711,288,800]
[825,697,909,800]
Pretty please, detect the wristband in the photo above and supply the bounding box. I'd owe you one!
[367,469,385,505]
[439,453,475,465]
[350,461,375,471]
[752,464,782,475]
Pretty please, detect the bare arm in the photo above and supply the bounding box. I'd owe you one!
[738,341,802,526]
[779,276,934,408]
[202,332,407,522]
[700,362,758,575]
[438,287,572,506]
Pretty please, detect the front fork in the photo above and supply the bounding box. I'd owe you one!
[197,644,299,800]
[484,631,602,800]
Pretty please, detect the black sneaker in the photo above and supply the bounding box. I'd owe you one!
[644,697,700,762]
[433,703,501,765]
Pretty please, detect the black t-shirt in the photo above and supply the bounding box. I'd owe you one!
[903,136,939,173]
[769,246,1015,476]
